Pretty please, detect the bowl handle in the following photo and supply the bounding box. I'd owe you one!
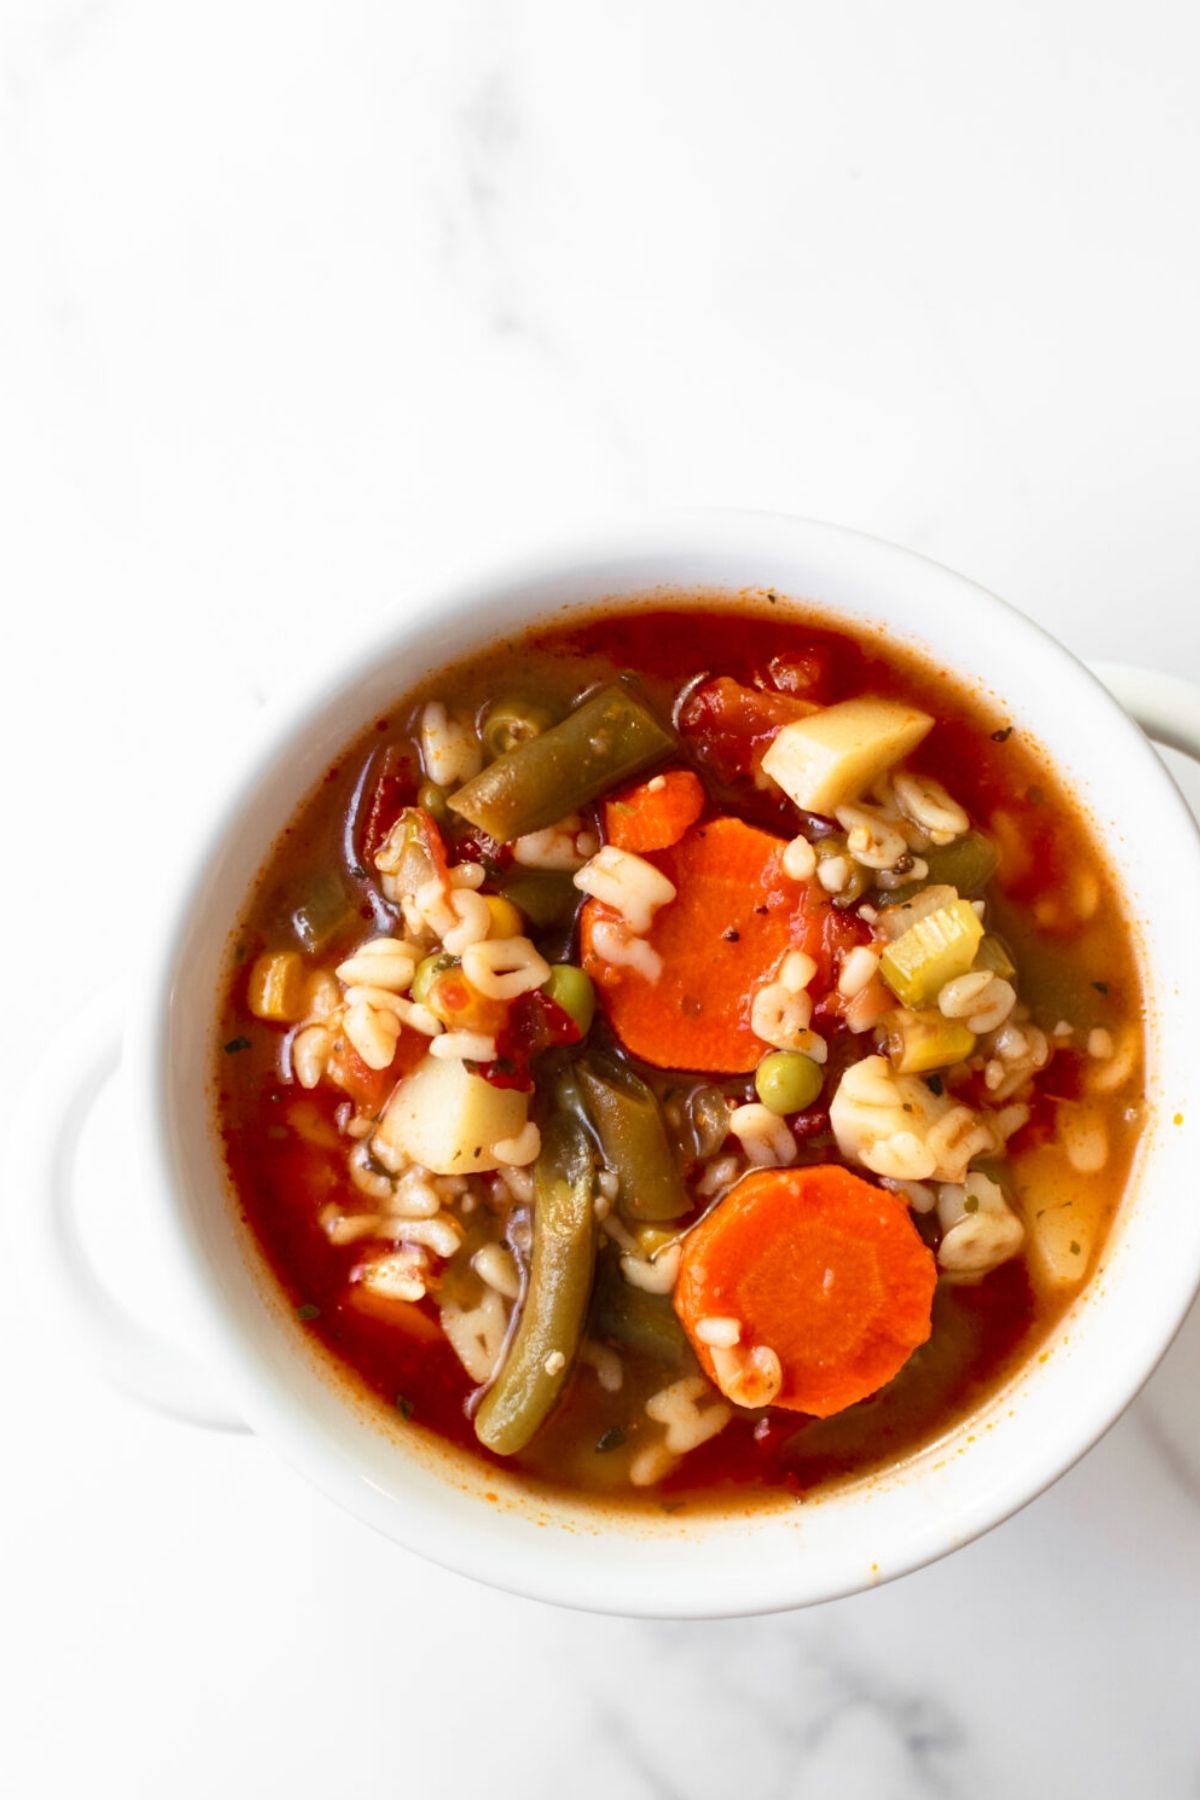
[1088,661,1200,761]
[21,988,248,1432]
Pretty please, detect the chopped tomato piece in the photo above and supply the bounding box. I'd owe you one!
[678,677,816,784]
[358,747,419,866]
[482,990,581,1091]
[757,646,833,704]
[326,1032,427,1112]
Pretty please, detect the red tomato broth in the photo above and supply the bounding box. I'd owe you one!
[220,1076,484,1458]
[214,597,1145,1513]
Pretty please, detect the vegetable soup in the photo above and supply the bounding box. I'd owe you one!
[215,601,1144,1507]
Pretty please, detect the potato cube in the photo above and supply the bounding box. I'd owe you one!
[375,1053,530,1175]
[1015,1146,1098,1291]
[760,697,934,815]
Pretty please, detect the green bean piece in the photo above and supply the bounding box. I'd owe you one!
[553,1066,604,1156]
[589,1252,692,1369]
[481,696,561,761]
[754,1051,824,1116]
[497,870,582,928]
[417,780,450,824]
[474,1115,596,1456]
[986,895,1109,1033]
[290,869,355,954]
[577,1053,689,1221]
[448,680,675,841]
[923,831,998,896]
[888,831,999,905]
[685,1084,733,1160]
[542,964,596,1037]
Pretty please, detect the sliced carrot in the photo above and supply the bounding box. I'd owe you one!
[579,815,857,1073]
[326,1031,427,1113]
[604,769,705,853]
[674,1164,936,1417]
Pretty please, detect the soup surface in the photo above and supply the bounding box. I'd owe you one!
[216,600,1145,1508]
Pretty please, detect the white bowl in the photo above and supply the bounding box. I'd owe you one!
[35,514,1200,1616]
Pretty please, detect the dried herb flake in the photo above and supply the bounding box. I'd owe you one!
[223,1036,252,1055]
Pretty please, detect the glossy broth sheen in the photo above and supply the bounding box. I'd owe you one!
[216,601,1144,1510]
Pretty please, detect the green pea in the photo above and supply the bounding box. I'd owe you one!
[754,1051,824,1116]
[412,952,455,1006]
[481,697,560,762]
[542,963,596,1037]
[418,780,451,823]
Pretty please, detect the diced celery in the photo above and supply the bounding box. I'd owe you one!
[883,1008,976,1075]
[974,933,1016,980]
[874,884,959,942]
[879,898,985,1008]
[291,869,355,954]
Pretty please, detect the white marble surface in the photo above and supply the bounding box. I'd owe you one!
[4,2,1200,1794]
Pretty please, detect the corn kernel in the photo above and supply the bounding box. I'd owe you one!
[248,950,308,1022]
[634,1224,677,1258]
[483,894,524,939]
